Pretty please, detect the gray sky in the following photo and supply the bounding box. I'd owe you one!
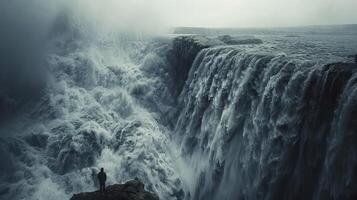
[80,0,357,28]
[168,0,357,27]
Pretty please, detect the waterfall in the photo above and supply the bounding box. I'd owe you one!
[175,46,357,200]
[1,20,356,199]
[0,29,185,199]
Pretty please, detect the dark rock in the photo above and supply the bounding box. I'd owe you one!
[70,179,159,200]
[167,35,262,98]
[170,35,222,97]
[285,35,301,38]
[217,35,263,45]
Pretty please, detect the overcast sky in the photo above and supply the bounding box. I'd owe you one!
[86,0,357,28]
[2,0,357,35]
[168,0,357,27]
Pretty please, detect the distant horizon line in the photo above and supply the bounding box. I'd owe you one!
[171,23,357,29]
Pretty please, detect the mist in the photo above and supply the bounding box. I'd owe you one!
[167,0,357,27]
[0,0,58,118]
[58,0,357,28]
[0,0,167,119]
[1,1,357,200]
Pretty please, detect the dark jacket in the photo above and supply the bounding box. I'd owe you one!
[97,171,107,184]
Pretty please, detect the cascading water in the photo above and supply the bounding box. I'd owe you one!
[0,11,185,199]
[1,2,357,199]
[174,46,357,200]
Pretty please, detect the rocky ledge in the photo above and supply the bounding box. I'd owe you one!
[218,35,263,45]
[70,179,159,200]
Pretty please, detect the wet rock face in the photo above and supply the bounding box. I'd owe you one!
[217,35,263,45]
[168,35,263,97]
[70,179,159,200]
[169,36,223,97]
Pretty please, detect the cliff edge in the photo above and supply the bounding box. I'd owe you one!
[70,179,159,200]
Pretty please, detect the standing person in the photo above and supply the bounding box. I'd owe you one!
[97,168,107,193]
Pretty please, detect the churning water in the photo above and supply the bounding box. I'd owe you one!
[1,11,357,200]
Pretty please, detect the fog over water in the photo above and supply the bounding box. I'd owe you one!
[1,1,357,200]
[61,0,357,27]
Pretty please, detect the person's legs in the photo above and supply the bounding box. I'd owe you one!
[99,182,106,193]
[99,183,103,193]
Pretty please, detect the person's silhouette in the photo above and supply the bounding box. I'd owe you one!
[97,168,107,193]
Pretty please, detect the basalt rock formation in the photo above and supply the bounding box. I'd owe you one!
[70,179,159,200]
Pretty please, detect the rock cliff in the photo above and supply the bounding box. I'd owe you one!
[70,179,159,200]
